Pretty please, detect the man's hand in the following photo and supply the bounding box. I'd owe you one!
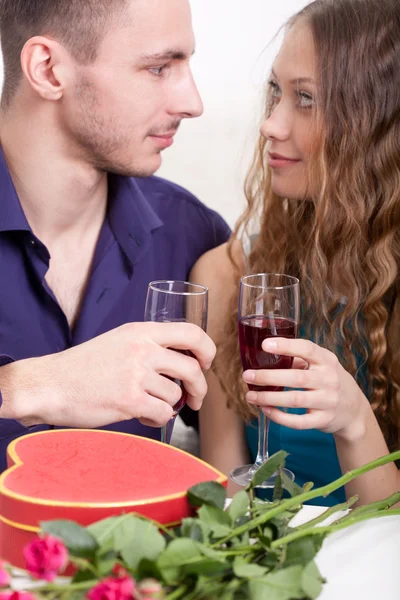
[0,322,216,429]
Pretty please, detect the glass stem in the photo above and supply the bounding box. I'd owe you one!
[250,410,269,473]
[160,418,175,444]
[160,424,168,444]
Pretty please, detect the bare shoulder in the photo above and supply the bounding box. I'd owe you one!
[190,240,244,342]
[190,240,244,290]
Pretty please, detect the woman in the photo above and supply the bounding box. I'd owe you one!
[192,0,400,505]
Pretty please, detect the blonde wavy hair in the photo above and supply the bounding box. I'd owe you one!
[214,0,400,452]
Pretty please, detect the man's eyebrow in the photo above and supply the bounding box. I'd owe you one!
[271,69,315,85]
[138,48,195,63]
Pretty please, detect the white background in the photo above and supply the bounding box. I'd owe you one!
[0,0,309,228]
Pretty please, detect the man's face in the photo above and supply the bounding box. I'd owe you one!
[62,0,203,177]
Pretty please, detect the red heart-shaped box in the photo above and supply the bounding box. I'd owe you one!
[0,429,227,567]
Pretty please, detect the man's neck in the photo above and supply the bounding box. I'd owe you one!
[0,103,108,248]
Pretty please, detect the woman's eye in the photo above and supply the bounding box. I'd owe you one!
[298,91,314,109]
[268,80,282,98]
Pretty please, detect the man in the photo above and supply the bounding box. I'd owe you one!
[0,0,230,471]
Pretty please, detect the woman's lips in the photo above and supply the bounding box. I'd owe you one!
[268,153,301,168]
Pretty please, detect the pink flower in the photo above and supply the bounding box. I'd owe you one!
[23,534,68,582]
[0,562,10,587]
[136,579,164,599]
[87,576,136,600]
[0,593,37,600]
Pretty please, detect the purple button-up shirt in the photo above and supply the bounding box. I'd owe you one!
[0,149,230,471]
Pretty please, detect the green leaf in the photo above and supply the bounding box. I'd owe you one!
[273,471,283,502]
[87,517,118,541]
[198,505,232,538]
[301,560,325,599]
[182,557,230,577]
[72,569,96,584]
[228,491,249,523]
[41,520,99,559]
[249,566,304,600]
[97,556,118,577]
[157,539,202,585]
[136,558,164,582]
[181,517,210,542]
[281,472,303,498]
[188,481,227,509]
[113,517,166,570]
[285,535,325,567]
[233,558,267,579]
[246,451,289,490]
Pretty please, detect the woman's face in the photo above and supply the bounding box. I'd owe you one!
[261,22,318,200]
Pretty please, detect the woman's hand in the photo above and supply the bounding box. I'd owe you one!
[243,338,370,442]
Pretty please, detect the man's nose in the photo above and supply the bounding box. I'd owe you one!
[169,69,204,119]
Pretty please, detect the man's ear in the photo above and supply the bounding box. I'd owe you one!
[20,36,71,101]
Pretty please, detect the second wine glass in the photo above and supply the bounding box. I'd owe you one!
[144,280,208,444]
[230,273,300,488]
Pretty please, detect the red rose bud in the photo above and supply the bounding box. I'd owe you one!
[136,579,164,599]
[0,562,10,587]
[23,534,68,582]
[87,576,136,600]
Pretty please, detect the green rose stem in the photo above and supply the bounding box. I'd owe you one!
[272,504,400,549]
[32,580,99,593]
[295,495,360,530]
[214,451,400,547]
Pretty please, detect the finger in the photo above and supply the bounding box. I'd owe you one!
[292,357,309,370]
[246,389,335,411]
[135,393,174,426]
[261,337,336,366]
[263,406,330,431]
[154,347,207,411]
[145,372,183,408]
[242,368,323,390]
[138,322,216,370]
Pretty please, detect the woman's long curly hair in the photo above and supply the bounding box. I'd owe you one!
[214,0,400,451]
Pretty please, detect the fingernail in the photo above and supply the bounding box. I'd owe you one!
[247,391,258,403]
[243,370,255,382]
[263,339,278,350]
[263,407,272,415]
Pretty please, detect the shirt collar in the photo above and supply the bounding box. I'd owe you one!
[0,146,32,233]
[107,174,164,268]
[0,145,164,258]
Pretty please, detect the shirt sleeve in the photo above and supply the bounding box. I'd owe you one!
[0,355,15,409]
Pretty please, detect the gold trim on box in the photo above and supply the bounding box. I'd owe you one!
[0,429,227,508]
[0,513,40,533]
[0,512,182,533]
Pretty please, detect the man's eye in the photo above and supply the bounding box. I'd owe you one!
[149,65,167,76]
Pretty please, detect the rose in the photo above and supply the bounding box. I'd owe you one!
[136,579,164,599]
[0,593,37,600]
[87,576,136,600]
[0,562,10,587]
[23,535,68,582]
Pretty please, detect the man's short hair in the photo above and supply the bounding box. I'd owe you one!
[0,0,128,107]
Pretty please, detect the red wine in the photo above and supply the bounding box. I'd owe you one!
[167,350,194,415]
[238,315,297,392]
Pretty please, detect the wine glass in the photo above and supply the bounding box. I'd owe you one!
[144,280,208,444]
[230,273,300,488]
